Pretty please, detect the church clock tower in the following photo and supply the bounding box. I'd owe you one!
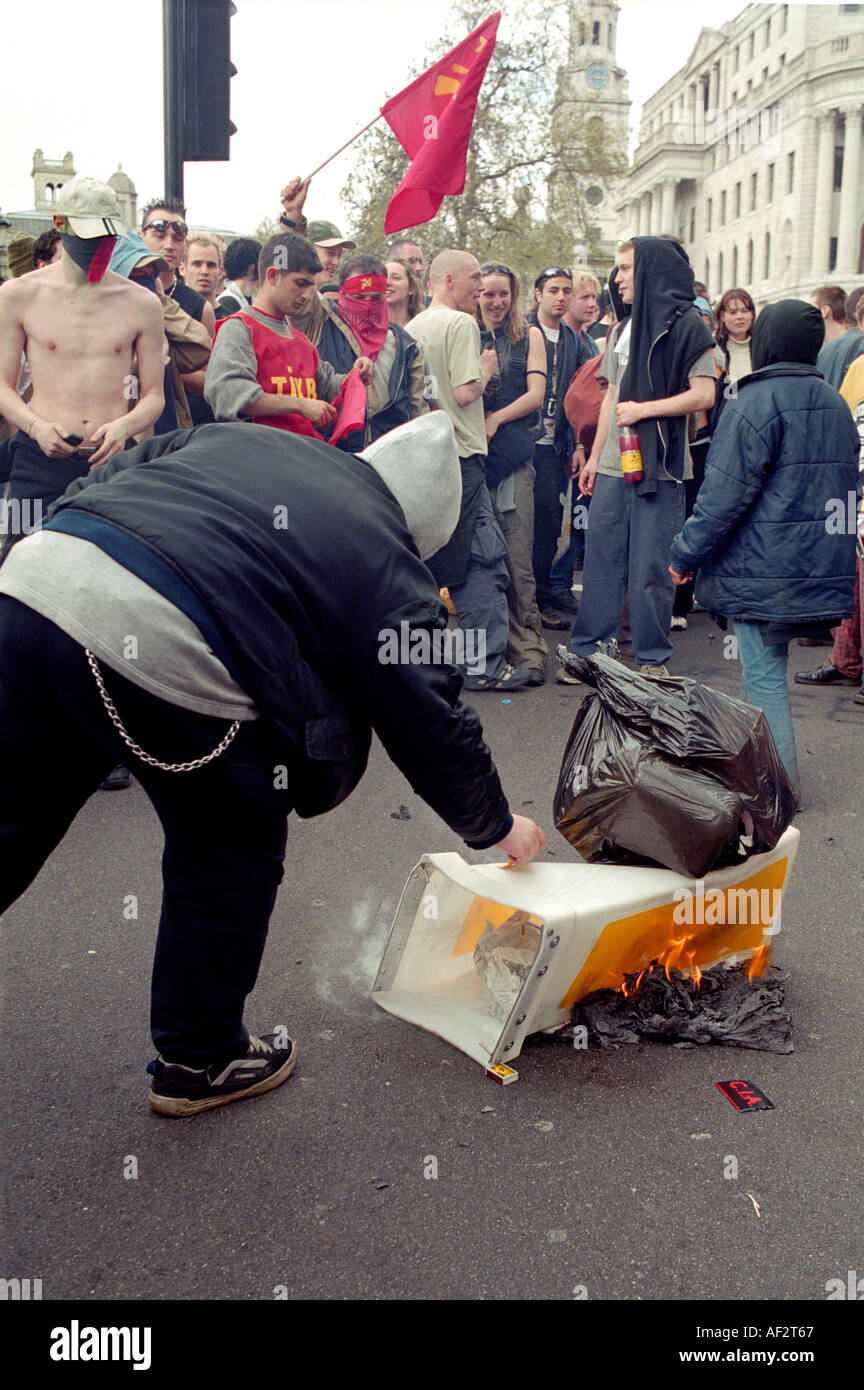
[549,1,631,274]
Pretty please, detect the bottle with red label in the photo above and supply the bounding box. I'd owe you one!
[619,426,644,483]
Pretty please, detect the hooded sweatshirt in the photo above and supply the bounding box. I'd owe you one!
[619,237,716,495]
[607,266,630,327]
[750,299,824,369]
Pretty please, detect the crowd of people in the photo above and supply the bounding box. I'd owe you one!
[0,169,861,1114]
[0,173,862,768]
[1,172,863,786]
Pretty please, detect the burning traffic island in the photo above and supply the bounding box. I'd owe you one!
[372,654,799,1081]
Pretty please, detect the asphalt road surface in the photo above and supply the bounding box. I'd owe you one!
[2,611,862,1304]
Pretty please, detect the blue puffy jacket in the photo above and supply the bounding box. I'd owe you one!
[670,363,859,622]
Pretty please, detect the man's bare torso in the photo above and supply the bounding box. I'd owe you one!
[13,266,155,446]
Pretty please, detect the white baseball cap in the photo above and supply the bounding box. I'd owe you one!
[55,177,129,239]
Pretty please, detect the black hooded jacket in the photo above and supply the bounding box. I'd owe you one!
[607,267,629,326]
[40,424,512,847]
[620,237,716,495]
[750,298,825,371]
[670,300,858,622]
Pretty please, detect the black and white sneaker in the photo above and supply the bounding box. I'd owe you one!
[147,1033,298,1117]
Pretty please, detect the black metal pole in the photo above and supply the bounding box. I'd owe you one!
[163,0,184,203]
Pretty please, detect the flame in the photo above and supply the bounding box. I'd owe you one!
[620,932,705,996]
[622,966,647,998]
[745,941,771,979]
[617,931,769,999]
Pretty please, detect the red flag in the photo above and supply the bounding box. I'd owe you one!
[328,366,368,446]
[381,12,501,235]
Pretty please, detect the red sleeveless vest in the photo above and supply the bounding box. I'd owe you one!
[214,309,323,439]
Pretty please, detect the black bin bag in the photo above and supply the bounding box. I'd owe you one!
[553,652,798,878]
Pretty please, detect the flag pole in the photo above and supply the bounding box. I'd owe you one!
[303,114,384,181]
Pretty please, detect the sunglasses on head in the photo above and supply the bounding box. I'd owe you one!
[537,266,572,283]
[143,219,188,238]
[480,263,514,276]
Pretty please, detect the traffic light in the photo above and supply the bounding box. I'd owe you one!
[163,0,236,196]
[181,0,237,161]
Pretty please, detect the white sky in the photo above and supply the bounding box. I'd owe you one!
[0,1,805,235]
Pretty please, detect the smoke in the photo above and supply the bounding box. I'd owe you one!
[309,885,397,1019]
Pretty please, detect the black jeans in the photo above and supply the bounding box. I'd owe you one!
[532,445,576,607]
[0,598,291,1068]
[426,453,487,589]
[1,434,138,559]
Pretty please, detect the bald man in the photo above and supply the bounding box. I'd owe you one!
[407,252,533,691]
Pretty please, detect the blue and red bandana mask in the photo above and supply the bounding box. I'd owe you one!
[60,232,118,283]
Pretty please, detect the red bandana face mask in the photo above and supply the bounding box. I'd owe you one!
[338,274,389,360]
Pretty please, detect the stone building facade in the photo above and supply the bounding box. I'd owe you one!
[615,2,864,304]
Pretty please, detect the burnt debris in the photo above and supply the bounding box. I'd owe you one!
[542,961,793,1054]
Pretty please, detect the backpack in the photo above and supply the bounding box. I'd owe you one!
[563,353,606,454]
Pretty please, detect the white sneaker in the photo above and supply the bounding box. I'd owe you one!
[554,665,581,685]
[670,616,688,630]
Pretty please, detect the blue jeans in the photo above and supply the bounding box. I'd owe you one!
[732,620,800,793]
[568,474,685,665]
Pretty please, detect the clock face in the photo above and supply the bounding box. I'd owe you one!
[586,63,610,91]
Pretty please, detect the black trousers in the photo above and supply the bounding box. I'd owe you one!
[532,445,574,607]
[0,598,291,1068]
[1,434,137,558]
[426,453,486,589]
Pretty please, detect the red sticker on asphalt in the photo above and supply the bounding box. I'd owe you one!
[715,1080,775,1111]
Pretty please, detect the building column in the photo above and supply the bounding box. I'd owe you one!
[708,63,719,115]
[810,111,837,277]
[836,105,863,276]
[633,198,642,236]
[659,178,676,234]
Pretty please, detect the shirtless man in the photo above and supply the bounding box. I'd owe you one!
[0,177,164,544]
